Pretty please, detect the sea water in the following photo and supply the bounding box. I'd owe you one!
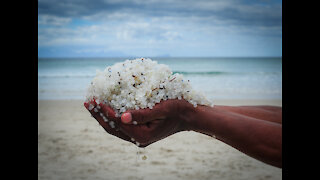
[38,57,282,101]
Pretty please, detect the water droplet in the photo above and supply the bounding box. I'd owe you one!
[142,155,147,160]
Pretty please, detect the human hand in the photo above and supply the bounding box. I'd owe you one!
[118,99,198,147]
[84,100,133,143]
[84,99,197,147]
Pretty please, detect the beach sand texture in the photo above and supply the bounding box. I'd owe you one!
[38,99,282,180]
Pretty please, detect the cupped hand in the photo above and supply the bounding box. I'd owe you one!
[84,100,132,143]
[118,99,197,147]
[84,99,197,147]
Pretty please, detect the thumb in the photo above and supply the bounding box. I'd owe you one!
[121,105,165,125]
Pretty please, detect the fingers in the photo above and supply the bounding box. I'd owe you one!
[84,101,132,142]
[121,103,167,125]
[96,105,151,147]
[84,101,157,147]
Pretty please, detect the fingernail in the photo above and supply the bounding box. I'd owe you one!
[121,113,132,124]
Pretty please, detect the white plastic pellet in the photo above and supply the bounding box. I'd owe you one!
[85,58,214,118]
[103,116,108,122]
[109,121,115,128]
[88,104,94,110]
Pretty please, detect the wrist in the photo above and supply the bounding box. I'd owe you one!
[180,104,210,131]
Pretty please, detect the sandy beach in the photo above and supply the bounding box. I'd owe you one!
[38,99,282,180]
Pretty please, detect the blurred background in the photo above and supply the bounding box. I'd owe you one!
[38,0,282,180]
[38,57,282,101]
[38,0,282,101]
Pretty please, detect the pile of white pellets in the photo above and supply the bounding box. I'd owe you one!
[85,58,214,118]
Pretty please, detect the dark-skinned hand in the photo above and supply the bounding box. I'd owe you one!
[84,99,195,147]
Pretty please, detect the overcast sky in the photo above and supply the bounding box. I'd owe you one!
[38,0,282,57]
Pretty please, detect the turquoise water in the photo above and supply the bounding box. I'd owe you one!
[38,57,282,100]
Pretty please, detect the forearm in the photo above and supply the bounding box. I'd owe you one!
[215,105,282,124]
[185,105,282,168]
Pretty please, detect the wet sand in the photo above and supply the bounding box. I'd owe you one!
[38,99,282,180]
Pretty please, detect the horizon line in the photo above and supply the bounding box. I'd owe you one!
[38,56,282,59]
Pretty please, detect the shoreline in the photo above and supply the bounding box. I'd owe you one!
[38,98,282,106]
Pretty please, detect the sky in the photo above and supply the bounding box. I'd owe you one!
[38,0,282,58]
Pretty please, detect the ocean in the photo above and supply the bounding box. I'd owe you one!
[38,57,282,101]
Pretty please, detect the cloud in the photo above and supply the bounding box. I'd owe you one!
[39,0,281,26]
[38,15,72,26]
[38,0,282,57]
